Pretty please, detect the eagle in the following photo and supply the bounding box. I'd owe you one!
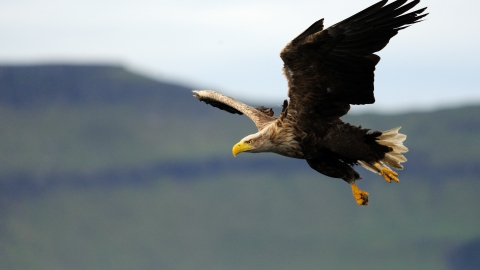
[193,0,427,205]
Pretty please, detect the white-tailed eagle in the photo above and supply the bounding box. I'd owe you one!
[193,0,427,205]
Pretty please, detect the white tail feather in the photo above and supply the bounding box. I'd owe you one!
[377,126,408,170]
[359,126,408,173]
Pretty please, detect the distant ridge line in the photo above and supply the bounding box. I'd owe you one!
[0,64,192,106]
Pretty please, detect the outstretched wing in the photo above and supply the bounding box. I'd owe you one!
[193,90,276,130]
[281,0,427,123]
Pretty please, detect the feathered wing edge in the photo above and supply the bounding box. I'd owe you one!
[358,126,408,173]
[281,0,428,108]
[193,90,276,131]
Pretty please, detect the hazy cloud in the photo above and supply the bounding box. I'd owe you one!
[1,0,478,112]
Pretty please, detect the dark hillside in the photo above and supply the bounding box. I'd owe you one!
[0,64,193,110]
[1,64,480,190]
[0,64,479,270]
[2,64,480,188]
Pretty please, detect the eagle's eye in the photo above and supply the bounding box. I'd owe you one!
[245,140,252,144]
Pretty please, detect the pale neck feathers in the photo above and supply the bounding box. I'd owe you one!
[250,121,303,158]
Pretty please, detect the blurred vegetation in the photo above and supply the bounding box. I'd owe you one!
[0,65,479,269]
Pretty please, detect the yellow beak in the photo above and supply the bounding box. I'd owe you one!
[232,142,253,157]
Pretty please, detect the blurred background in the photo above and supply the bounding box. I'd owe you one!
[1,0,479,269]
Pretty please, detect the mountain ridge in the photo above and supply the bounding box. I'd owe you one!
[1,64,479,270]
[1,64,480,196]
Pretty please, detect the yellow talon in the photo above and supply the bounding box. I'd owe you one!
[374,163,399,183]
[351,183,369,206]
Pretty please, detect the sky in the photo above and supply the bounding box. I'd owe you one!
[0,0,479,113]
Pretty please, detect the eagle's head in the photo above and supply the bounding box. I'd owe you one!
[232,123,302,158]
[232,132,273,156]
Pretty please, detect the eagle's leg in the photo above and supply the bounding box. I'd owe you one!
[351,182,369,206]
[374,163,399,183]
[306,158,368,206]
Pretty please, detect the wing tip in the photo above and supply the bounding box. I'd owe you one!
[192,89,214,100]
[292,18,325,44]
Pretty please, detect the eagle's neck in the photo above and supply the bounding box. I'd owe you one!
[262,122,304,158]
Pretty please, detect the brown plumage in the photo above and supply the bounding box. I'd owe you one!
[193,0,427,205]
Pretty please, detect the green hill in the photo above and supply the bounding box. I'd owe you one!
[1,65,479,270]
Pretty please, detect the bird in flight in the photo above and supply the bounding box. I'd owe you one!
[193,0,427,205]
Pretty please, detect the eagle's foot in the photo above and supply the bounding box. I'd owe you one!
[351,183,369,206]
[374,163,399,183]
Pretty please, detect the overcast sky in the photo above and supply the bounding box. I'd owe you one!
[1,0,478,113]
